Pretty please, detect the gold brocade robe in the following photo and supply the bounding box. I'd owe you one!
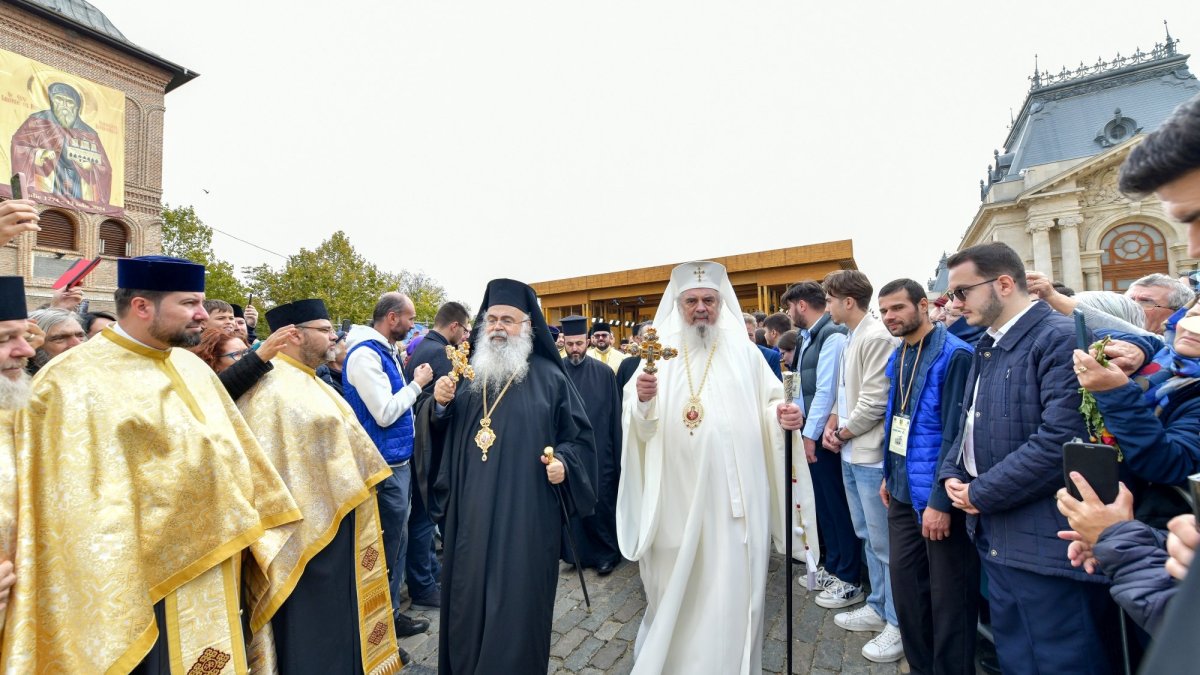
[237,354,398,674]
[587,345,627,373]
[0,410,14,634]
[0,328,301,674]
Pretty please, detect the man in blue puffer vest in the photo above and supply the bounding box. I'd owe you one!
[344,291,434,639]
[877,279,978,674]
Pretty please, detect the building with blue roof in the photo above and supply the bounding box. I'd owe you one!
[959,25,1200,291]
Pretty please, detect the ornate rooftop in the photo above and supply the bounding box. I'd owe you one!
[980,23,1198,201]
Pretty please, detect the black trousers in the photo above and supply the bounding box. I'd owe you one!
[887,498,979,675]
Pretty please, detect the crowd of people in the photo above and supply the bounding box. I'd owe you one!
[0,95,1196,675]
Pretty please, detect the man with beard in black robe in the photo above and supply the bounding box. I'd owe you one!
[559,315,623,575]
[425,278,596,675]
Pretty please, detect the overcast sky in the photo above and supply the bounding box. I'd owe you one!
[97,1,1200,309]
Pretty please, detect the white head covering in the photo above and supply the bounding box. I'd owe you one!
[651,261,744,339]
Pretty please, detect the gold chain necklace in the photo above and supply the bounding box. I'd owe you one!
[475,373,518,462]
[681,337,719,435]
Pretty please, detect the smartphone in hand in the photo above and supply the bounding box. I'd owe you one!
[1063,441,1119,504]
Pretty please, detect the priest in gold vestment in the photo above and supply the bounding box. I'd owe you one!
[239,299,401,675]
[0,276,36,633]
[0,257,302,674]
[586,321,627,373]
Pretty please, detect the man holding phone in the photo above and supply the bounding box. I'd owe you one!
[939,243,1117,675]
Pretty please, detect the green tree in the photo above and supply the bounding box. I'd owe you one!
[160,204,248,303]
[246,231,447,330]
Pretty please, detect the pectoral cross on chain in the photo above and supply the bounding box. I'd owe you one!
[444,341,475,382]
[621,327,678,374]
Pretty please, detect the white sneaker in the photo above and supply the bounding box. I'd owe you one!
[834,604,885,632]
[814,578,864,609]
[862,623,904,663]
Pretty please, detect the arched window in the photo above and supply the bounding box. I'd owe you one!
[99,219,129,257]
[1100,223,1169,291]
[35,209,76,250]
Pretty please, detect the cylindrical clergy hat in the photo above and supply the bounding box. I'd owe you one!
[117,256,206,292]
[590,321,612,336]
[230,303,245,319]
[561,315,588,337]
[548,325,560,338]
[266,299,330,328]
[671,260,725,293]
[483,278,533,313]
[0,276,27,321]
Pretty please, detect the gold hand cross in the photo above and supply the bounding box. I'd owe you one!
[620,327,678,374]
[445,341,475,382]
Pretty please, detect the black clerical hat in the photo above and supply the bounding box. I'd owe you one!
[561,315,588,337]
[548,325,560,337]
[484,279,532,313]
[0,277,27,321]
[230,303,244,319]
[590,321,612,335]
[117,256,205,292]
[266,299,329,328]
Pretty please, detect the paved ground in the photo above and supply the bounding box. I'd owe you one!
[397,554,908,674]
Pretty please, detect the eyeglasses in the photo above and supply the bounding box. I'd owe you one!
[221,349,249,361]
[1129,297,1170,310]
[297,325,336,334]
[948,278,998,302]
[46,331,87,343]
[484,316,529,328]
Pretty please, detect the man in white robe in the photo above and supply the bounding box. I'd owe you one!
[616,261,787,675]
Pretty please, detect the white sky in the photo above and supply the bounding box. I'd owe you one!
[96,1,1200,308]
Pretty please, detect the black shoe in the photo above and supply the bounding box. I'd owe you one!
[596,560,617,576]
[399,647,412,667]
[394,612,430,637]
[410,589,441,610]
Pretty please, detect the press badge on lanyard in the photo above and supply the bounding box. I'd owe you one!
[889,414,911,456]
[889,339,922,457]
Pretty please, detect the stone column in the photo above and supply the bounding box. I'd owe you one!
[1057,214,1085,289]
[1027,219,1055,278]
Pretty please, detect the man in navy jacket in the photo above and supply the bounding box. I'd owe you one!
[939,243,1117,675]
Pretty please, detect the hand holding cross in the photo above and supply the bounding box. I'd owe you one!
[620,327,678,374]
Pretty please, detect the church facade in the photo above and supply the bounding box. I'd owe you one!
[955,30,1200,292]
[0,0,193,309]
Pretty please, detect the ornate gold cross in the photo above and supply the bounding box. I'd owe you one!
[621,327,678,374]
[445,341,475,382]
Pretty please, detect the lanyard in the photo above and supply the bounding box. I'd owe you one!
[896,338,924,413]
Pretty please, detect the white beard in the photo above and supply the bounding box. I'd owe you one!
[0,369,32,410]
[682,322,716,352]
[472,327,533,394]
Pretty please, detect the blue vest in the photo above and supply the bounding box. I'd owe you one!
[343,340,414,464]
[882,324,972,513]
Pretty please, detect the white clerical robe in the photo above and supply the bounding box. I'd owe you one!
[616,334,786,675]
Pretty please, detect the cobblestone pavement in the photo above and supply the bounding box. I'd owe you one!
[398,554,907,674]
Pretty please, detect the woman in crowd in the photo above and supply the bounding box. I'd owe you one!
[190,327,249,374]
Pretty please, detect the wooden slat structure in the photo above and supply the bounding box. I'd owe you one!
[532,240,856,339]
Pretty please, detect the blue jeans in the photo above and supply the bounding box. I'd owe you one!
[841,461,897,626]
[404,482,441,600]
[377,462,412,615]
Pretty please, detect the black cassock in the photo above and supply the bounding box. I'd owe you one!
[426,355,597,675]
[561,355,623,568]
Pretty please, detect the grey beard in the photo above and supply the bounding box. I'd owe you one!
[682,322,715,351]
[0,370,32,410]
[567,353,586,366]
[472,328,533,394]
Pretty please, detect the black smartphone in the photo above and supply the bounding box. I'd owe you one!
[246,294,255,307]
[1063,441,1120,504]
[1073,309,1089,352]
[1189,474,1200,525]
[341,319,351,333]
[10,173,22,200]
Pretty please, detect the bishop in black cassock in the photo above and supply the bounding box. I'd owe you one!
[560,315,623,574]
[419,279,596,675]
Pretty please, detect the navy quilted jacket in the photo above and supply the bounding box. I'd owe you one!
[938,301,1098,582]
[1094,520,1174,633]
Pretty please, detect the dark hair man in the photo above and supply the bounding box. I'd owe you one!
[939,242,1115,674]
[587,321,627,372]
[343,292,433,638]
[778,281,861,614]
[744,312,782,380]
[203,299,236,333]
[559,315,622,575]
[239,298,404,671]
[1120,92,1200,259]
[877,278,978,674]
[763,312,793,347]
[2,256,299,672]
[402,300,470,609]
[820,270,902,663]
